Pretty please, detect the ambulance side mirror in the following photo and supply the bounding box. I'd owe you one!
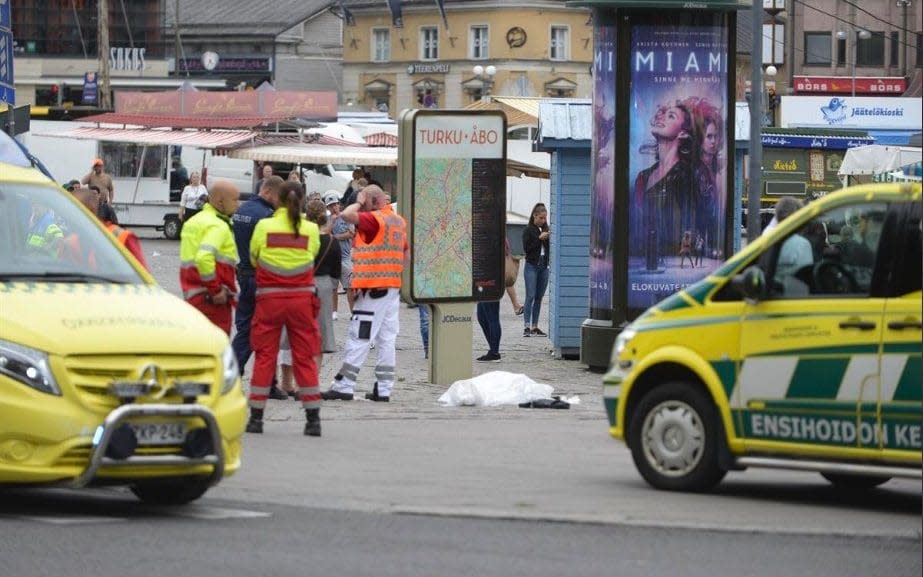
[732,266,766,303]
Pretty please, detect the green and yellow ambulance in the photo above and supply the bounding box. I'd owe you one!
[604,183,921,491]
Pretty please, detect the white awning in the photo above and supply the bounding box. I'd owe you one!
[33,127,258,149]
[227,143,398,167]
[838,145,923,176]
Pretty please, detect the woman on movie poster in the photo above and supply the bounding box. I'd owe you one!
[627,16,728,310]
[590,19,616,317]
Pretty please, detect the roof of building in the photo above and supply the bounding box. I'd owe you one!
[537,99,592,142]
[464,96,542,127]
[166,0,333,35]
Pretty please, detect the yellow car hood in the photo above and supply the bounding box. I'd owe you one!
[0,282,227,356]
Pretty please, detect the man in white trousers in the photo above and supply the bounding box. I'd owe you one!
[322,185,407,402]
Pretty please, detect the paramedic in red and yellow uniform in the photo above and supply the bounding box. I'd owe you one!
[246,181,323,437]
[322,184,407,403]
[178,181,240,334]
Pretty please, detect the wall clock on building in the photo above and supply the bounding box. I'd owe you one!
[506,27,527,48]
[201,51,220,71]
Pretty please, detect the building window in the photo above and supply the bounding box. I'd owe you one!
[804,32,832,65]
[372,28,390,62]
[421,27,439,60]
[890,31,900,67]
[550,26,569,61]
[471,25,489,60]
[856,31,885,66]
[837,35,847,65]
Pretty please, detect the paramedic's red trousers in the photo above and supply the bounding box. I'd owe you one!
[188,293,233,335]
[249,292,321,410]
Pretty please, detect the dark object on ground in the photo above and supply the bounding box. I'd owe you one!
[519,396,569,409]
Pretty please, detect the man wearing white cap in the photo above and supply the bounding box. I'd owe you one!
[327,189,355,316]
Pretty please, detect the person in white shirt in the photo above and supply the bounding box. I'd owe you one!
[179,171,209,222]
[773,196,813,296]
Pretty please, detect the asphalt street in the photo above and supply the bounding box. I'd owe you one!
[2,234,918,576]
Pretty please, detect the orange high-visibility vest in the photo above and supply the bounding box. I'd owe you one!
[105,223,131,245]
[351,205,406,289]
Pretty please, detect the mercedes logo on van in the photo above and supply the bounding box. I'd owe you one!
[138,363,169,399]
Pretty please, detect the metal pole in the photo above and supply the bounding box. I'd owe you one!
[98,0,111,109]
[747,4,764,241]
[174,0,182,77]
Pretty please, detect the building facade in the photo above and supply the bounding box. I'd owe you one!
[340,0,592,116]
[8,0,344,111]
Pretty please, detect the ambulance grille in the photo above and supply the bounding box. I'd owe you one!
[62,355,217,412]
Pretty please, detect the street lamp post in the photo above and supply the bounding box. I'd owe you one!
[472,64,496,100]
[837,28,872,97]
[897,0,911,78]
[764,64,778,127]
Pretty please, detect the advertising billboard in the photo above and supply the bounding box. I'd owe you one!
[589,14,616,319]
[627,13,730,311]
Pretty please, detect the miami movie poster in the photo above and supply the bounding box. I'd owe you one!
[590,16,616,318]
[627,14,729,311]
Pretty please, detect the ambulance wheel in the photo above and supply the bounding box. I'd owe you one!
[164,215,181,240]
[130,477,210,505]
[629,382,726,492]
[820,473,890,490]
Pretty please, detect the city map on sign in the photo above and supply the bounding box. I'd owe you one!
[413,157,472,299]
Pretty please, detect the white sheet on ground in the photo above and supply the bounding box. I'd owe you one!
[438,371,554,407]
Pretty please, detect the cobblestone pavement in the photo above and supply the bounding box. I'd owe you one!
[143,237,607,424]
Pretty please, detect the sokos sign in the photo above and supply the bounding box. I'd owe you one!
[780,96,923,130]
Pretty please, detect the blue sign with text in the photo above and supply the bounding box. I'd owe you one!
[0,0,14,105]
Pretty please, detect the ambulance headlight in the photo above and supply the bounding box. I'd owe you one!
[614,329,637,358]
[0,339,61,396]
[220,345,239,395]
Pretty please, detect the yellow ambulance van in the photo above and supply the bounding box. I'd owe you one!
[604,183,921,491]
[0,151,246,505]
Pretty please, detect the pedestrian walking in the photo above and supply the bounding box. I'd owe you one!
[230,175,289,400]
[322,185,407,402]
[246,181,323,436]
[328,190,355,316]
[178,181,240,334]
[476,300,502,362]
[179,171,208,223]
[521,203,550,337]
[81,158,115,204]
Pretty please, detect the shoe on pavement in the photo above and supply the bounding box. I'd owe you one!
[365,391,390,402]
[245,419,263,434]
[531,327,547,337]
[268,387,289,400]
[476,353,502,362]
[523,327,531,337]
[321,389,354,401]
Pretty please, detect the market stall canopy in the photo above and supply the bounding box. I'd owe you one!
[34,126,258,149]
[227,144,399,167]
[78,113,289,130]
[838,145,922,176]
[507,157,549,179]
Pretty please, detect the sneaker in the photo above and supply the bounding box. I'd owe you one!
[476,353,502,362]
[245,419,263,434]
[365,391,390,402]
[268,387,289,400]
[332,311,338,320]
[321,389,354,401]
[523,327,531,337]
[531,327,547,337]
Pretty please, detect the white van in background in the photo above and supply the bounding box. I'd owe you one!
[181,150,256,197]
